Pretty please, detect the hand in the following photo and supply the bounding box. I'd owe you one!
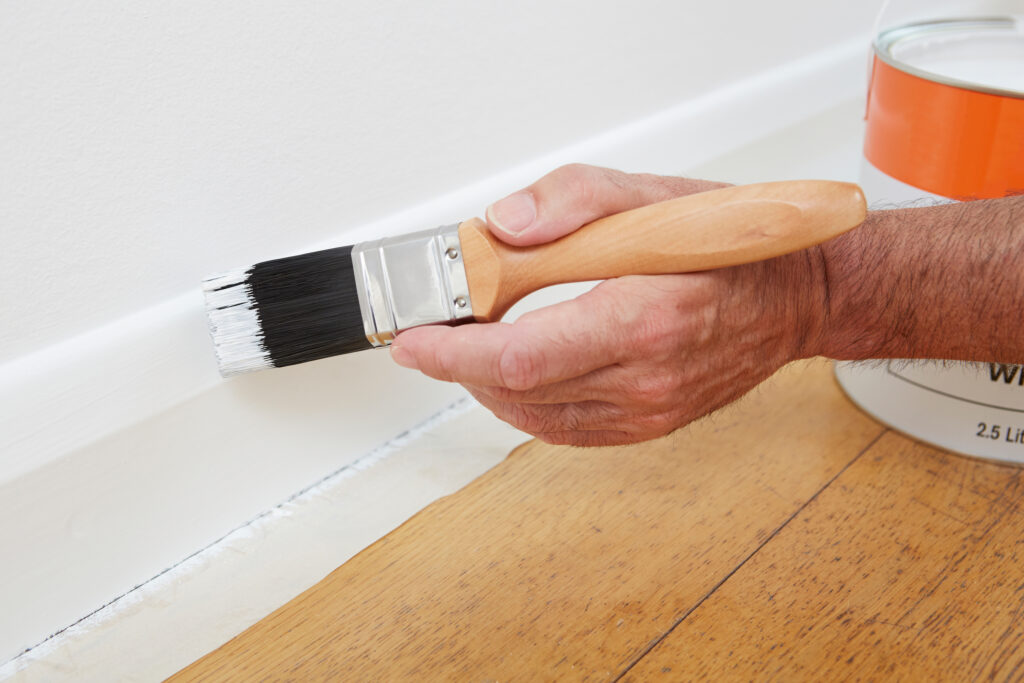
[389,164,827,446]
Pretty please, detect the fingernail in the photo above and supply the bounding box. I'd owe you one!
[487,191,536,236]
[390,343,419,370]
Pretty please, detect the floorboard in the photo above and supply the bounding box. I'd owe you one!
[169,361,885,681]
[625,433,1024,681]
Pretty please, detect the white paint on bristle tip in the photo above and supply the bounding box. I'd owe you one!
[202,269,272,376]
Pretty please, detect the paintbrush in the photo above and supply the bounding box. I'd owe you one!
[202,180,866,376]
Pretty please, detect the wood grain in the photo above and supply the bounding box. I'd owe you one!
[459,180,866,319]
[625,434,1024,681]
[169,360,882,682]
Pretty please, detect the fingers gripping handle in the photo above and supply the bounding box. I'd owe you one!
[458,180,867,321]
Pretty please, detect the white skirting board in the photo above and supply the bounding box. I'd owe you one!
[0,36,868,672]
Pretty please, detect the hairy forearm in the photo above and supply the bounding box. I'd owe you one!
[817,195,1024,363]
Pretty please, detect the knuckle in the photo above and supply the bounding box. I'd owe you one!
[498,340,543,391]
[629,312,672,357]
[550,163,600,203]
[631,372,683,407]
[551,162,592,183]
[433,348,459,381]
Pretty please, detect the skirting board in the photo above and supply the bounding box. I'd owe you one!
[0,35,868,668]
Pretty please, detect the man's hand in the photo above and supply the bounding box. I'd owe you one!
[389,164,828,446]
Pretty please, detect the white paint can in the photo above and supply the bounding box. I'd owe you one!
[835,16,1024,462]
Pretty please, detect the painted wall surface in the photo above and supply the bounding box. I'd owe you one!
[0,0,887,365]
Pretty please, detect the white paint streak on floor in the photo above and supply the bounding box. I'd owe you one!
[0,401,527,682]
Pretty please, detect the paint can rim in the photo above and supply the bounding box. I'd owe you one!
[874,16,1024,99]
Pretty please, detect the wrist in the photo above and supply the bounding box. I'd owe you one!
[781,244,831,362]
[815,209,903,361]
[722,246,829,368]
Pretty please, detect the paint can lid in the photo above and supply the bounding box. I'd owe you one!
[876,17,1024,97]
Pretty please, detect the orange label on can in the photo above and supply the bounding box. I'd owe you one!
[864,54,1024,200]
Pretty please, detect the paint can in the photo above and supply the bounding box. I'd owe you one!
[834,15,1024,462]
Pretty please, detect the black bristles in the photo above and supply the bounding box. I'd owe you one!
[248,245,372,367]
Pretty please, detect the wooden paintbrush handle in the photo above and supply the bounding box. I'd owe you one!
[458,180,866,321]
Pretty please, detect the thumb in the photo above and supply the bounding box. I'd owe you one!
[484,163,727,247]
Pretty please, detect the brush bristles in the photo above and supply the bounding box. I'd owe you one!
[202,245,373,376]
[202,268,273,376]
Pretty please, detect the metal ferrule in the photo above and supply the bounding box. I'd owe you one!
[351,223,474,347]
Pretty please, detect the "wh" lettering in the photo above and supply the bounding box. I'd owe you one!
[989,363,1024,385]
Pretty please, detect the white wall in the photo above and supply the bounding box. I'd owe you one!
[0,0,889,670]
[1,0,882,363]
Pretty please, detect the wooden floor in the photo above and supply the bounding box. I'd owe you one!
[170,360,1024,681]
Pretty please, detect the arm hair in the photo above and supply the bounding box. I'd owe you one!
[819,195,1024,363]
